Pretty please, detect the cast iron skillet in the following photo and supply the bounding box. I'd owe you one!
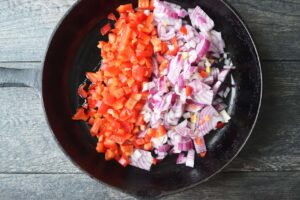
[30,0,262,198]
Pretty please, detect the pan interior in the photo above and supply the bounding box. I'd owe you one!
[42,0,261,197]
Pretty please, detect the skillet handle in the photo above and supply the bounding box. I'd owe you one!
[0,67,41,93]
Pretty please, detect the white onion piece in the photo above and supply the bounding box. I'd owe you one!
[185,149,195,167]
[220,110,231,123]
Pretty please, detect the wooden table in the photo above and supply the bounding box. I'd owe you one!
[0,0,299,199]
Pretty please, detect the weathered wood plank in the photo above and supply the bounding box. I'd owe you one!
[0,173,135,200]
[0,87,81,173]
[0,172,299,200]
[0,0,76,62]
[0,61,299,173]
[163,171,300,200]
[225,60,300,172]
[228,0,300,61]
[0,0,299,62]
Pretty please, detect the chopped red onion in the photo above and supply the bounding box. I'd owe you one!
[192,90,214,105]
[203,75,214,85]
[176,137,193,151]
[151,135,168,149]
[209,30,225,54]
[167,54,183,84]
[130,150,153,171]
[136,1,235,169]
[196,106,223,136]
[196,34,211,60]
[157,144,171,153]
[157,92,174,112]
[175,126,193,138]
[186,103,204,112]
[211,67,220,80]
[178,75,185,90]
[177,119,188,128]
[176,153,187,164]
[157,24,176,41]
[188,6,214,32]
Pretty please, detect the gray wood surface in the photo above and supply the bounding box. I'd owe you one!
[0,0,299,61]
[0,0,299,199]
[0,172,299,200]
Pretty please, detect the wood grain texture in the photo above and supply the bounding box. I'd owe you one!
[0,173,135,200]
[162,171,300,200]
[228,0,300,61]
[225,60,300,171]
[0,87,80,173]
[0,0,299,62]
[0,61,299,173]
[0,0,76,62]
[0,172,299,200]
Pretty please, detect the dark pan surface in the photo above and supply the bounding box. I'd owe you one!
[42,0,262,198]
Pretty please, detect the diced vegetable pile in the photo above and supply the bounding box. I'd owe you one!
[73,0,235,171]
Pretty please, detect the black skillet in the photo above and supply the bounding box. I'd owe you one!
[1,0,262,198]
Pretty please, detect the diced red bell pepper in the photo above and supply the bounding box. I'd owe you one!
[72,108,89,121]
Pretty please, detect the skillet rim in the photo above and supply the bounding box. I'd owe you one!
[41,0,263,198]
